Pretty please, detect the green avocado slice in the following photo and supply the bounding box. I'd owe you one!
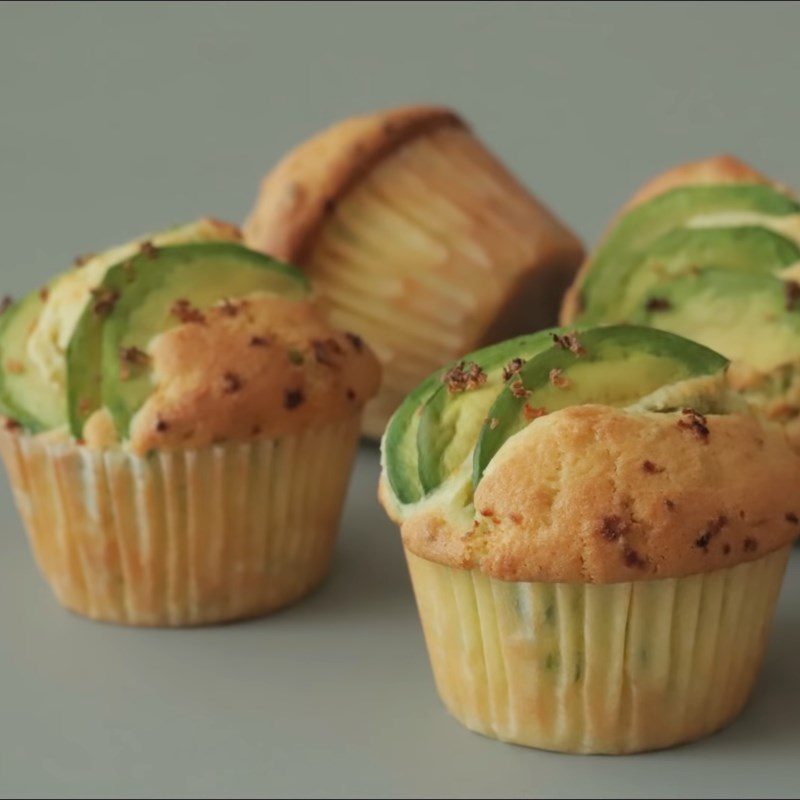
[68,243,308,440]
[472,326,729,487]
[613,226,800,322]
[0,288,62,431]
[416,329,560,495]
[630,268,800,374]
[579,184,800,323]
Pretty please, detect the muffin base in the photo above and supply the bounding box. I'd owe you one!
[0,416,361,626]
[406,545,790,754]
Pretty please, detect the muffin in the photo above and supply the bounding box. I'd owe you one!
[244,104,583,439]
[379,325,799,754]
[0,219,380,625]
[561,155,800,447]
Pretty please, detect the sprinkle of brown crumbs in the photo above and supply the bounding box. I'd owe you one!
[786,280,800,311]
[217,297,241,316]
[442,361,487,393]
[551,332,586,357]
[510,380,530,399]
[694,514,728,551]
[0,296,13,315]
[73,253,94,268]
[549,368,570,389]
[139,240,159,259]
[645,296,672,312]
[91,287,119,317]
[284,388,305,409]
[677,407,709,442]
[222,371,243,394]
[39,287,49,302]
[502,357,525,382]
[171,298,205,324]
[523,404,547,421]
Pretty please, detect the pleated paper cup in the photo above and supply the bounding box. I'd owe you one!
[406,545,790,754]
[302,124,581,439]
[0,415,361,626]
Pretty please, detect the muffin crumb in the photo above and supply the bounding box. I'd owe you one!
[442,361,487,393]
[222,371,243,394]
[139,240,159,259]
[645,296,672,312]
[599,515,627,541]
[0,296,13,314]
[694,514,728,551]
[217,297,242,316]
[502,357,525,382]
[284,388,305,409]
[677,408,709,442]
[73,253,93,268]
[785,280,800,311]
[38,286,49,302]
[551,332,586,357]
[171,298,205,324]
[523,404,547,421]
[91,287,119,317]
[549,368,570,388]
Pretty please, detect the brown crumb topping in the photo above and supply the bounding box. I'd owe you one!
[139,240,159,259]
[551,332,586,357]
[345,332,364,352]
[645,296,672,312]
[502,357,525,382]
[222,371,243,394]
[599,515,627,542]
[90,287,119,317]
[287,348,305,365]
[642,460,664,474]
[119,346,150,366]
[549,368,570,389]
[38,287,50,303]
[249,336,270,347]
[523,404,547,421]
[510,380,530,399]
[312,338,344,367]
[694,514,728,551]
[785,512,799,524]
[677,407,709,442]
[442,361,487,393]
[623,547,647,569]
[284,388,305,409]
[171,298,205,324]
[785,280,800,311]
[743,537,759,553]
[73,253,94,268]
[216,297,242,317]
[0,296,13,315]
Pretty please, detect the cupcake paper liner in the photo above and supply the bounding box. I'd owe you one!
[406,545,790,754]
[0,415,361,626]
[304,125,576,438]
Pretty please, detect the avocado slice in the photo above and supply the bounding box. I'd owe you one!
[579,184,800,323]
[472,326,728,486]
[0,288,62,431]
[614,226,800,322]
[416,330,560,495]
[629,268,800,374]
[68,243,308,439]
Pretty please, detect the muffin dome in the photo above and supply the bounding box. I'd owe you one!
[244,104,584,438]
[380,325,800,582]
[0,218,380,454]
[560,155,800,449]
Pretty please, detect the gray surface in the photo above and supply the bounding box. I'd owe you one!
[2,2,800,797]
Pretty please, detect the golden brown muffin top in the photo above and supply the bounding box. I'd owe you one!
[84,293,381,455]
[384,404,800,583]
[243,104,464,261]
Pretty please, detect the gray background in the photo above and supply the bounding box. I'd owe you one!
[2,2,800,797]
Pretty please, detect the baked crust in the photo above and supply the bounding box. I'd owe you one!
[243,105,464,262]
[560,154,791,323]
[87,293,381,454]
[394,404,800,583]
